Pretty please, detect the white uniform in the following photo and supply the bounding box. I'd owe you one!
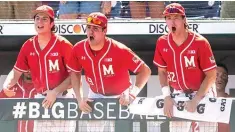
[83,88,119,132]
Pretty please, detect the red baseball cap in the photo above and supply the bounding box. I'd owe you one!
[163,3,186,16]
[86,12,108,28]
[32,5,55,19]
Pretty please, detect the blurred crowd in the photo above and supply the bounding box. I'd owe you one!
[0,1,234,19]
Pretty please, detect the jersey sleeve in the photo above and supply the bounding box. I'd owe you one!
[14,41,30,72]
[122,48,144,73]
[199,40,216,72]
[67,46,82,72]
[153,38,167,68]
[61,39,73,69]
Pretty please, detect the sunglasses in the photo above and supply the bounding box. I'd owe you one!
[87,16,102,25]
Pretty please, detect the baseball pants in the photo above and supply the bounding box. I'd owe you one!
[82,88,119,132]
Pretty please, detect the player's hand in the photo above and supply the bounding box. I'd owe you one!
[3,88,16,97]
[164,96,177,118]
[183,98,199,113]
[42,90,57,109]
[78,98,93,113]
[119,93,135,106]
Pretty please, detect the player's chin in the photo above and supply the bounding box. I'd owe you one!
[36,30,46,34]
[216,85,223,90]
[37,28,50,34]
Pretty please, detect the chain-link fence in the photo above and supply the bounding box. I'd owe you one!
[75,119,229,132]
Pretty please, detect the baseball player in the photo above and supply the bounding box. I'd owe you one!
[3,5,75,132]
[67,12,151,132]
[153,3,217,132]
[1,71,35,132]
[216,63,230,132]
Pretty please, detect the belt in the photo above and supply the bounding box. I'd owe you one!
[183,89,194,94]
[171,87,195,94]
[96,92,118,96]
[42,90,68,96]
[62,90,68,96]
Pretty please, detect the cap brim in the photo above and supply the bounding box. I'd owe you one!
[85,23,104,28]
[32,10,54,19]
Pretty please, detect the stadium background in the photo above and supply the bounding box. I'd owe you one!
[0,1,235,132]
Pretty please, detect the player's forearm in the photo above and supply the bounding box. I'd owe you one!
[70,72,83,103]
[158,69,168,87]
[3,69,22,89]
[158,67,171,97]
[123,64,150,99]
[135,64,151,88]
[52,76,71,95]
[194,69,216,102]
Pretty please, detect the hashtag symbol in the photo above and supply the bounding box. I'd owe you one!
[12,102,27,118]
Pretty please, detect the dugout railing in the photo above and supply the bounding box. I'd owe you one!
[0,98,234,132]
[0,19,235,132]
